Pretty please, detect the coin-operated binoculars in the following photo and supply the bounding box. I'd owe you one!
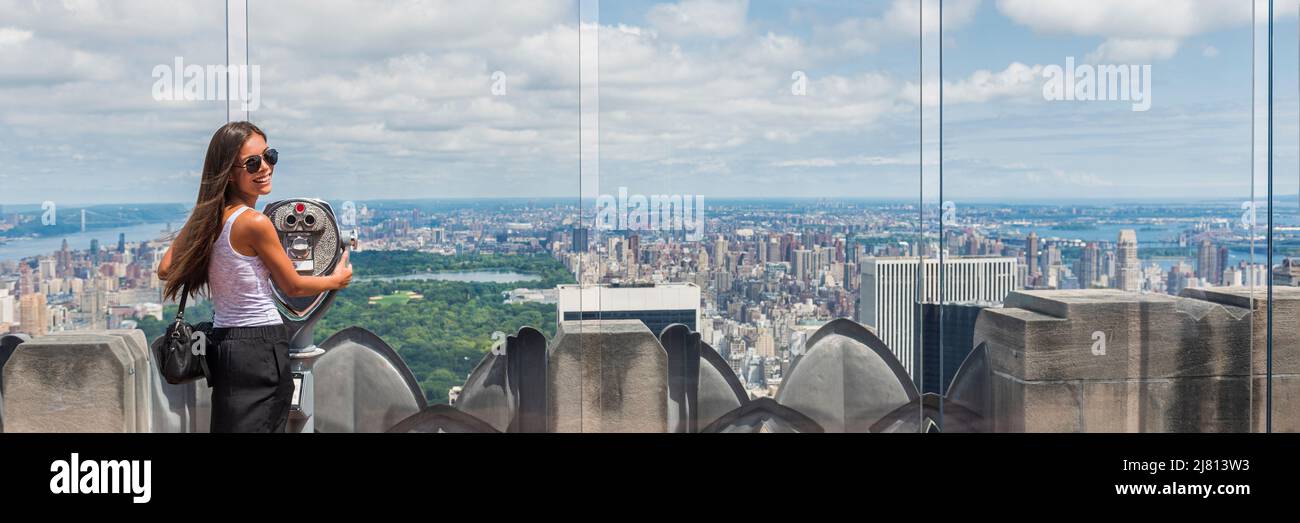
[263,198,352,433]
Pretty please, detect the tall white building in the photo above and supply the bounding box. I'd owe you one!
[556,282,701,336]
[755,327,775,358]
[858,256,1019,375]
[1117,229,1141,292]
[0,289,15,324]
[38,258,57,280]
[793,249,812,281]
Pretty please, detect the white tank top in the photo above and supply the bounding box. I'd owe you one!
[209,206,283,328]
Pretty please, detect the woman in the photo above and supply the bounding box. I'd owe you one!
[158,121,352,433]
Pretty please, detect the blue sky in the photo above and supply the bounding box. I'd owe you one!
[0,0,1297,205]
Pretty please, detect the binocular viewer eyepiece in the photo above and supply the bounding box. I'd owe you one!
[262,198,345,344]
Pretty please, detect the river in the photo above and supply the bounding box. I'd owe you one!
[0,222,178,261]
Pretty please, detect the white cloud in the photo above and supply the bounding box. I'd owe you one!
[885,0,981,37]
[771,155,931,168]
[0,0,582,203]
[256,0,572,55]
[1085,38,1179,63]
[0,27,33,46]
[0,35,124,85]
[817,0,980,55]
[1025,168,1114,188]
[646,0,749,40]
[1202,45,1220,58]
[998,0,1247,38]
[997,0,1297,61]
[591,17,909,169]
[904,62,1045,107]
[0,0,952,201]
[7,0,1254,202]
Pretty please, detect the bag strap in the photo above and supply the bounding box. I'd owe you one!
[167,284,191,342]
[175,283,190,321]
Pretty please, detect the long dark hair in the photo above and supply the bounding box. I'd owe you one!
[162,121,266,301]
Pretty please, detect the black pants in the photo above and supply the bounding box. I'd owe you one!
[206,324,293,433]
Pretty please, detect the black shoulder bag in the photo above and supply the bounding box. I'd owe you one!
[151,284,213,386]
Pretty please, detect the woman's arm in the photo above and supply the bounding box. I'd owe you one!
[157,233,182,280]
[243,212,352,297]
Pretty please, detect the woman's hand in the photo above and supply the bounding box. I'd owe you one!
[332,250,353,290]
[243,211,354,297]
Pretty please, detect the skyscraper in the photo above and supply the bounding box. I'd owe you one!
[1197,239,1218,284]
[913,302,989,395]
[571,227,589,253]
[1042,243,1061,273]
[858,256,1018,375]
[38,258,56,281]
[1217,246,1230,286]
[0,289,15,325]
[17,264,34,295]
[793,248,812,281]
[57,238,71,277]
[17,292,48,336]
[755,327,775,358]
[607,237,622,263]
[1080,242,1101,288]
[1025,232,1039,279]
[1167,261,1195,295]
[627,234,640,266]
[1117,229,1140,292]
[1103,250,1117,280]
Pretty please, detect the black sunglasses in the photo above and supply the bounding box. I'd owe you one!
[240,148,278,173]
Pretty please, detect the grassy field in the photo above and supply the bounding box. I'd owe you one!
[368,291,422,306]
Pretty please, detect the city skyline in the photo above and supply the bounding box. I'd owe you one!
[0,183,1289,423]
[4,196,1282,326]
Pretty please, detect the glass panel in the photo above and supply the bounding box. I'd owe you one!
[588,0,924,432]
[1270,0,1299,433]
[939,0,1262,432]
[250,0,580,432]
[0,2,227,335]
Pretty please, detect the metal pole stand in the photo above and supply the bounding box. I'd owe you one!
[286,324,326,433]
